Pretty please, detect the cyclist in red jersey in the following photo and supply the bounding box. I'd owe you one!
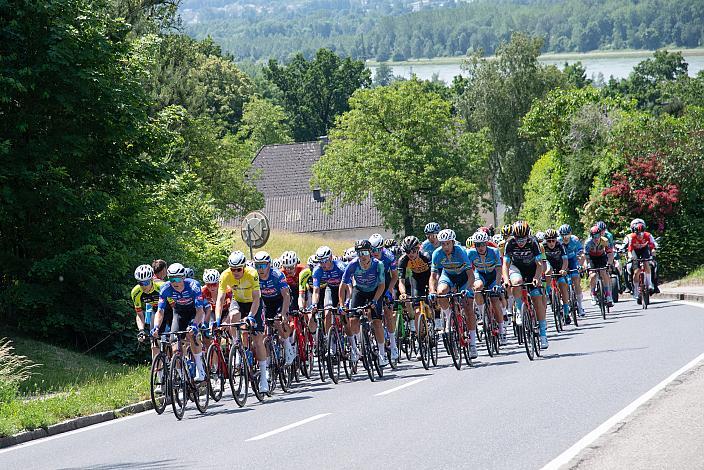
[280,251,304,311]
[627,221,657,303]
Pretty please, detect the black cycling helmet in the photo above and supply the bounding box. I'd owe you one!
[512,220,530,238]
[545,228,558,240]
[354,239,372,252]
[501,224,512,237]
[401,235,420,253]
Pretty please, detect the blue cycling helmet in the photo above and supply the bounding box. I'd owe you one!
[558,224,572,236]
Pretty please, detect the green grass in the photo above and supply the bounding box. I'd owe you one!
[0,336,149,437]
[250,230,355,261]
[681,265,704,285]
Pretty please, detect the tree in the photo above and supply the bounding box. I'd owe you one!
[264,48,372,141]
[312,78,491,236]
[236,97,293,152]
[456,33,566,218]
[373,63,394,87]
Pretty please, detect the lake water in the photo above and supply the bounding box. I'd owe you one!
[371,53,704,83]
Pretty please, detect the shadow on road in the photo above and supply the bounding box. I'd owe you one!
[58,460,186,470]
[541,345,648,360]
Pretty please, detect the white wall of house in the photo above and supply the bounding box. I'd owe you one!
[311,226,394,241]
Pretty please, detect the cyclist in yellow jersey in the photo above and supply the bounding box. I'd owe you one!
[215,250,270,393]
[132,264,167,361]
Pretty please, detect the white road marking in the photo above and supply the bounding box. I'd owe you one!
[0,410,151,455]
[541,351,704,470]
[245,413,331,442]
[375,378,427,396]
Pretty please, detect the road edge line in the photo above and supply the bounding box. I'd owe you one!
[540,351,704,470]
[0,399,153,451]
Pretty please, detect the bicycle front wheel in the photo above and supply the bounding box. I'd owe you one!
[418,316,430,370]
[448,313,462,370]
[482,306,493,358]
[150,352,168,415]
[227,343,248,407]
[521,307,535,361]
[206,343,224,402]
[326,326,341,384]
[169,354,187,420]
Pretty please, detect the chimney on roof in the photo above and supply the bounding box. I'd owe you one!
[319,135,329,152]
[312,188,326,203]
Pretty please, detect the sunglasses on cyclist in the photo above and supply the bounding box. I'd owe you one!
[475,242,486,248]
[255,262,269,270]
[318,257,331,263]
[591,233,601,238]
[546,238,557,242]
[357,250,371,257]
[516,237,528,244]
[138,280,152,287]
[169,277,183,283]
[371,247,381,253]
[230,267,243,272]
[206,282,218,288]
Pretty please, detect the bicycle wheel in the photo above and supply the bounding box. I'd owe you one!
[371,329,384,378]
[227,343,248,407]
[521,306,534,361]
[448,312,462,370]
[551,290,562,332]
[482,306,493,358]
[169,354,187,420]
[611,276,620,303]
[643,285,649,309]
[266,340,277,396]
[460,315,472,368]
[532,314,541,358]
[189,350,209,414]
[341,334,351,381]
[417,316,430,370]
[326,325,341,384]
[316,328,327,382]
[429,320,439,367]
[302,331,314,379]
[598,280,606,320]
[150,352,168,415]
[206,343,224,402]
[278,342,293,393]
[360,326,375,382]
[569,287,579,327]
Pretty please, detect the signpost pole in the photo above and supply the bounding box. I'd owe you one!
[246,225,254,260]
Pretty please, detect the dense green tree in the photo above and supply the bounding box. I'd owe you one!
[236,96,293,152]
[264,49,371,141]
[373,63,395,87]
[456,33,566,218]
[312,78,491,236]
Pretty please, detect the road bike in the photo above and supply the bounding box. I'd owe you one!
[398,296,438,370]
[437,292,472,370]
[343,303,383,382]
[588,266,610,319]
[394,299,416,362]
[169,329,209,420]
[229,321,266,403]
[566,269,581,327]
[546,273,564,333]
[264,316,293,394]
[149,332,172,415]
[477,288,501,357]
[326,308,351,384]
[288,310,314,381]
[514,283,542,361]
[635,257,654,309]
[205,326,233,403]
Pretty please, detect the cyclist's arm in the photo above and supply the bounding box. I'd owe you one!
[373,280,385,303]
[215,291,227,323]
[502,255,511,284]
[250,289,261,319]
[429,271,439,294]
[134,309,146,331]
[534,258,544,283]
[280,286,291,316]
[311,285,320,307]
[338,282,350,306]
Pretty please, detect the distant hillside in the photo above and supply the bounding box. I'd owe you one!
[183,0,704,62]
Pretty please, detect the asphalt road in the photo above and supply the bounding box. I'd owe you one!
[2,297,703,470]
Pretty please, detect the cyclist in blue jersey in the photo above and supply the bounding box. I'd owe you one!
[558,224,586,316]
[340,239,388,365]
[369,233,400,361]
[254,251,295,366]
[422,222,441,257]
[151,263,207,381]
[467,231,506,346]
[311,245,346,333]
[428,228,478,359]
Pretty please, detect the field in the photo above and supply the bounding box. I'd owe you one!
[0,336,150,437]
[237,230,355,261]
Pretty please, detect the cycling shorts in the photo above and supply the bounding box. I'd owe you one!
[170,305,197,335]
[439,271,469,292]
[567,258,581,277]
[589,255,608,270]
[508,265,542,297]
[473,271,498,295]
[263,296,284,321]
[229,300,265,332]
[408,274,430,306]
[350,287,382,320]
[324,285,340,308]
[633,246,651,261]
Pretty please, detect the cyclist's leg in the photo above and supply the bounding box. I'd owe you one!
[508,265,524,310]
[558,277,570,318]
[437,273,453,329]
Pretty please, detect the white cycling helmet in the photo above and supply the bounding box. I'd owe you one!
[134,264,154,282]
[472,231,489,244]
[315,245,333,261]
[369,233,384,249]
[227,251,246,268]
[203,269,220,284]
[246,260,255,269]
[167,263,186,278]
[535,231,546,242]
[492,234,504,245]
[281,251,299,268]
[307,255,317,269]
[437,228,456,242]
[343,247,356,261]
[424,222,441,234]
[254,251,272,264]
[272,258,282,270]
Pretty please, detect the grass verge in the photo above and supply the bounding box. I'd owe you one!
[681,265,704,285]
[238,230,355,261]
[0,336,149,438]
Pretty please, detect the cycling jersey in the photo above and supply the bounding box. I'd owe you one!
[158,279,206,310]
[298,268,313,294]
[560,235,584,261]
[397,251,431,278]
[259,268,289,299]
[431,245,470,275]
[202,286,231,310]
[542,242,568,271]
[374,248,398,273]
[584,237,613,259]
[131,280,165,313]
[603,230,615,248]
[219,266,260,303]
[281,264,305,289]
[627,232,656,252]
[503,238,542,269]
[466,247,501,274]
[312,260,346,288]
[342,258,385,292]
[421,239,440,257]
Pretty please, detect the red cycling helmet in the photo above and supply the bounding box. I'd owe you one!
[634,222,645,233]
[589,225,601,236]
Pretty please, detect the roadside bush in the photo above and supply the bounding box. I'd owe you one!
[0,338,36,404]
